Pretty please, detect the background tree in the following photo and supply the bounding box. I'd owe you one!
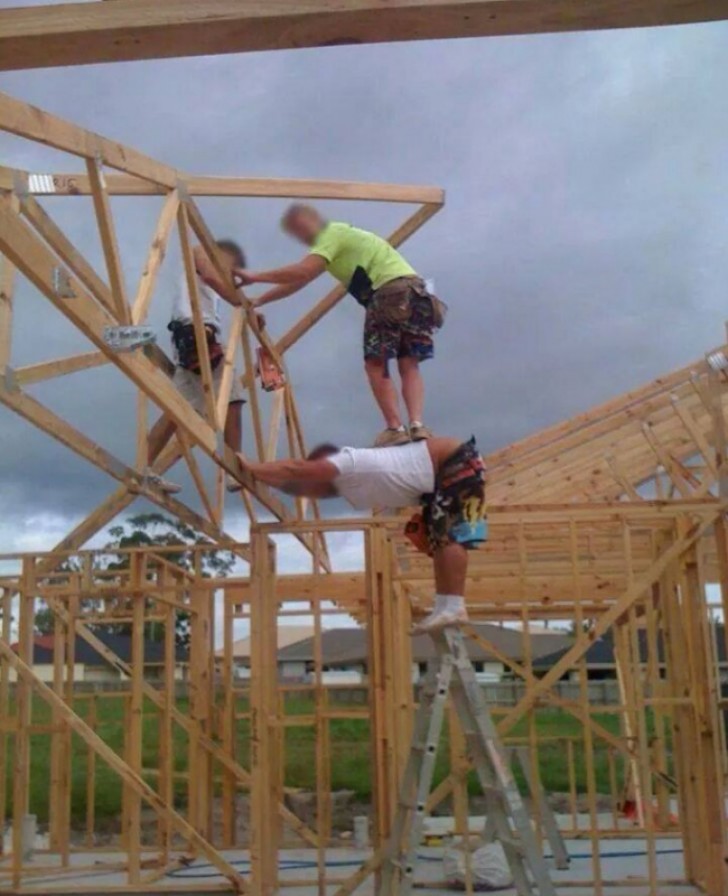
[33,513,235,649]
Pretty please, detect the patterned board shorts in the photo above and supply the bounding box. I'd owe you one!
[363,276,435,366]
[421,437,488,554]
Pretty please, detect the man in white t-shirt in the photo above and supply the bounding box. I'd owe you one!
[239,436,487,632]
[146,239,248,493]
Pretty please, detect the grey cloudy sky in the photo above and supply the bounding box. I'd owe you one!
[1,19,728,560]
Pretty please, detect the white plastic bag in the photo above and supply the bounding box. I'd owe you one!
[443,842,513,891]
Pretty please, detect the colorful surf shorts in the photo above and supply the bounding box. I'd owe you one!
[363,276,435,366]
[421,437,487,553]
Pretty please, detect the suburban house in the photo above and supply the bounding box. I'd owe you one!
[533,625,728,681]
[215,625,315,680]
[10,632,189,683]
[277,624,573,684]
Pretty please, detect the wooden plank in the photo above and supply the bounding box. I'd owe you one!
[0,91,177,186]
[177,203,217,427]
[277,202,441,353]
[215,307,243,431]
[27,172,445,205]
[132,189,180,324]
[14,350,108,386]
[0,0,725,71]
[0,253,15,370]
[86,155,130,322]
[266,389,285,461]
[126,556,146,883]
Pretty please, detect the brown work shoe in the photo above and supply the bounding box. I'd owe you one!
[373,427,411,448]
[409,423,433,442]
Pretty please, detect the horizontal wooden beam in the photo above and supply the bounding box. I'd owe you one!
[0,0,725,71]
[0,92,178,186]
[11,171,445,205]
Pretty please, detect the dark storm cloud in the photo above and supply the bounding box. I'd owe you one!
[1,22,727,541]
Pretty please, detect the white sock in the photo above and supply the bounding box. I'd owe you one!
[411,420,422,428]
[434,594,464,613]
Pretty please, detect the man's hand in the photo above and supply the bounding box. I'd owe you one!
[233,268,257,287]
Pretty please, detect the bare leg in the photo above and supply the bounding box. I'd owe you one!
[364,358,402,428]
[147,415,176,465]
[433,542,468,595]
[412,542,468,633]
[224,400,243,453]
[398,356,425,424]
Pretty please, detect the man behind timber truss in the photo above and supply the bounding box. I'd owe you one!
[234,204,446,449]
[239,436,486,632]
[145,238,248,494]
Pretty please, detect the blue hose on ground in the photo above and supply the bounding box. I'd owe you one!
[166,847,685,879]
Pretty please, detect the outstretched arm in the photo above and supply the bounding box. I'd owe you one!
[235,255,326,307]
[241,456,338,496]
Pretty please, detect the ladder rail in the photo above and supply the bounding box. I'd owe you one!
[377,626,559,896]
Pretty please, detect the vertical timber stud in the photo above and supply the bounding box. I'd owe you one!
[12,557,34,889]
[706,361,728,721]
[366,521,399,881]
[250,530,279,895]
[684,545,728,895]
[127,553,146,884]
[188,552,213,840]
[0,586,11,854]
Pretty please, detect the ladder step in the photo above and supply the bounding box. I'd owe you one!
[377,631,557,896]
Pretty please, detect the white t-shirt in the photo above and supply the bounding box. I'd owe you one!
[171,273,220,330]
[329,441,435,510]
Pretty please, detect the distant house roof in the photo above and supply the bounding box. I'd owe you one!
[533,625,728,670]
[14,632,188,666]
[216,625,316,661]
[277,625,573,666]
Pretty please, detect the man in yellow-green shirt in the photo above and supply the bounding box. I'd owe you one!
[235,204,441,447]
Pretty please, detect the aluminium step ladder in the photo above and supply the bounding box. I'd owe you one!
[377,626,559,896]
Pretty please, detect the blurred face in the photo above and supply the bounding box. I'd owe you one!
[219,248,240,273]
[284,209,324,246]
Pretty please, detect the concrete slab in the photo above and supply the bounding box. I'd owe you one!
[6,839,701,895]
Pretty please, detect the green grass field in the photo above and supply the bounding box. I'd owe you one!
[3,693,629,827]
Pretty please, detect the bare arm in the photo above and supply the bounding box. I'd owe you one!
[253,281,308,308]
[242,456,338,495]
[193,245,242,307]
[235,255,326,304]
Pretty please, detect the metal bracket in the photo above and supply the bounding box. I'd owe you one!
[52,267,76,299]
[103,326,157,353]
[707,350,728,373]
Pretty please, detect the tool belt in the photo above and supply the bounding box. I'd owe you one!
[370,276,448,329]
[168,320,224,373]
